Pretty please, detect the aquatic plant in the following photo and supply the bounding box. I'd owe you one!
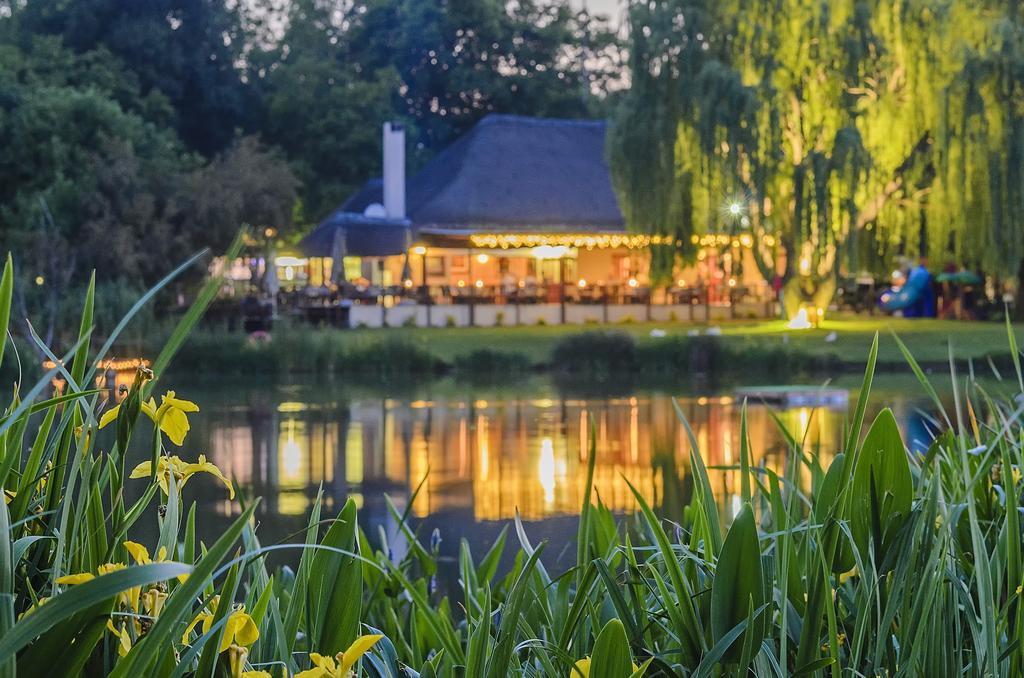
[1,248,1023,676]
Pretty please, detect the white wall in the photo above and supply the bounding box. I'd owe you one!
[348,302,773,328]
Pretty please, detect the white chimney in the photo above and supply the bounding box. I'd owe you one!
[383,122,406,220]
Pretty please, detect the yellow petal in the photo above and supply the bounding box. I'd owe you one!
[56,573,95,585]
[219,614,237,653]
[186,457,235,499]
[294,670,329,678]
[572,657,591,678]
[163,391,199,413]
[128,460,154,479]
[309,653,336,671]
[97,562,127,575]
[160,407,190,446]
[233,612,260,647]
[98,403,121,429]
[339,634,383,673]
[203,611,217,637]
[123,541,151,565]
[116,625,132,656]
[181,612,209,645]
[242,672,273,678]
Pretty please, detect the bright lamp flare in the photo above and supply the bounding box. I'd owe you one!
[787,307,813,330]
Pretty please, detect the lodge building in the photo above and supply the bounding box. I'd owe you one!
[287,114,775,327]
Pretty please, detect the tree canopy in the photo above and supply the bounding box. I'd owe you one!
[0,0,620,292]
[0,0,620,329]
[609,0,1024,292]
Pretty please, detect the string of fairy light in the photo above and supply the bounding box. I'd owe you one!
[43,358,151,371]
[467,233,676,250]
[462,232,775,251]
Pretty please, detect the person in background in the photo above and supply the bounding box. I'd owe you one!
[772,273,784,318]
[241,288,264,333]
[501,269,518,303]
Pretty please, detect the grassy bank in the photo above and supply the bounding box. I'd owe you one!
[165,315,1023,380]
[5,250,1024,676]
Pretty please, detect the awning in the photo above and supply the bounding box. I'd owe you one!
[300,213,412,258]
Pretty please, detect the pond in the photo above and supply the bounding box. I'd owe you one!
[134,371,943,569]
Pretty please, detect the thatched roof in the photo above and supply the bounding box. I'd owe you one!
[338,114,625,233]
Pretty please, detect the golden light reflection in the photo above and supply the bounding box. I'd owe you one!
[345,422,364,485]
[203,392,845,524]
[478,415,489,482]
[282,435,302,481]
[539,437,556,507]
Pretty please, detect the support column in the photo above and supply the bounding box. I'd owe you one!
[420,251,431,327]
[468,248,475,327]
[559,256,566,325]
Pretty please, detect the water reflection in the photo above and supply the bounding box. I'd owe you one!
[192,383,846,534]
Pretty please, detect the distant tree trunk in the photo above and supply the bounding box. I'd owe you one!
[1015,260,1024,321]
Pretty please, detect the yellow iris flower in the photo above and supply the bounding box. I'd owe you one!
[99,390,199,446]
[571,657,641,677]
[296,635,384,677]
[141,587,168,617]
[182,596,259,653]
[57,562,140,610]
[18,596,50,619]
[129,454,234,499]
[57,540,191,613]
[106,620,134,657]
[124,540,190,584]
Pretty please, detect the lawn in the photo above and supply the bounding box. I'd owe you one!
[331,314,1022,367]
[165,313,1023,379]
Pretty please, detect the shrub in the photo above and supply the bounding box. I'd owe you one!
[344,339,442,376]
[452,348,531,376]
[550,330,637,376]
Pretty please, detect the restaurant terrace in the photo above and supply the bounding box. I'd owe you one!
[280,115,779,327]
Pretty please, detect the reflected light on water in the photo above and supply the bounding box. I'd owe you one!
[197,389,862,528]
[281,435,302,481]
[539,437,556,507]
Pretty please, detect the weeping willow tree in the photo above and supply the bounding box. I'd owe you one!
[609,0,1024,311]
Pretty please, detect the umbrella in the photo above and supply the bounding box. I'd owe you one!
[264,250,279,296]
[264,250,280,318]
[330,227,348,286]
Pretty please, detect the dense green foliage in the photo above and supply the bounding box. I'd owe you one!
[0,1,619,296]
[4,251,1024,676]
[610,0,1024,290]
[259,0,620,217]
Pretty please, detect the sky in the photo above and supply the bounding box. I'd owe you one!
[578,0,623,22]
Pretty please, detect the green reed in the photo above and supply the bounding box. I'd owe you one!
[0,247,1022,677]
